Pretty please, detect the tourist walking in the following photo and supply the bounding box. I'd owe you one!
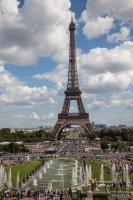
[59,190,63,200]
[68,188,72,200]
[76,190,82,200]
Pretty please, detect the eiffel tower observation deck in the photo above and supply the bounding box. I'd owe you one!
[53,18,93,140]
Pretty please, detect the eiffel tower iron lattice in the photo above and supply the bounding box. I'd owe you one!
[53,18,93,140]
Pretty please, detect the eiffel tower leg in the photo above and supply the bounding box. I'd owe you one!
[52,116,93,140]
[77,96,85,113]
[61,97,70,113]
[52,118,66,140]
[83,122,93,135]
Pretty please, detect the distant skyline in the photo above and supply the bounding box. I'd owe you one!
[0,0,133,128]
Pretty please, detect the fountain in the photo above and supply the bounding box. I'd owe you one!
[85,165,89,185]
[4,172,7,184]
[89,164,92,181]
[0,165,11,188]
[48,182,52,191]
[16,172,20,189]
[72,167,76,187]
[59,165,64,190]
[49,160,53,165]
[85,164,92,186]
[125,164,130,188]
[26,155,30,162]
[123,165,126,183]
[39,172,42,179]
[0,165,4,184]
[8,168,12,189]
[111,163,116,182]
[47,163,50,169]
[33,178,37,187]
[79,166,83,185]
[43,166,47,174]
[21,158,132,192]
[100,164,104,185]
[74,160,78,179]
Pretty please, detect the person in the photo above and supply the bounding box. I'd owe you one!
[27,190,31,197]
[16,191,20,200]
[68,188,72,199]
[76,190,82,200]
[87,190,93,200]
[60,190,63,200]
[50,191,54,200]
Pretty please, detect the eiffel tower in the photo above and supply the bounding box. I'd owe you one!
[53,18,93,140]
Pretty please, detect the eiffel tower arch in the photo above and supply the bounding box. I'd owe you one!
[52,18,93,140]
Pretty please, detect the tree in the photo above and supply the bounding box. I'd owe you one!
[89,133,97,140]
[112,141,127,151]
[1,143,29,153]
[0,128,11,142]
[100,140,109,150]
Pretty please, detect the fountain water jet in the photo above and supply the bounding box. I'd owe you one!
[16,172,20,189]
[39,172,42,179]
[0,165,4,184]
[60,165,64,190]
[79,166,83,185]
[43,167,47,174]
[33,179,37,187]
[125,164,130,188]
[100,164,104,185]
[4,172,7,184]
[111,163,116,182]
[85,165,89,185]
[74,160,78,180]
[48,182,53,191]
[123,165,126,182]
[47,163,50,169]
[8,168,12,189]
[89,164,92,181]
[72,168,75,188]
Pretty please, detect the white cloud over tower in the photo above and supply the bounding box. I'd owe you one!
[81,0,133,40]
[0,61,56,107]
[0,0,71,65]
[0,0,133,126]
[0,0,19,14]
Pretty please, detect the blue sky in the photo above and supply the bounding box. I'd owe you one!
[0,0,133,128]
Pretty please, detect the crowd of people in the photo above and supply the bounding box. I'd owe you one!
[1,187,83,200]
[112,158,133,174]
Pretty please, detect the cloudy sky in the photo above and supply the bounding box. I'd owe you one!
[0,0,133,128]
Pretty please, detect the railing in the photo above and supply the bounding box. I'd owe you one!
[68,113,79,117]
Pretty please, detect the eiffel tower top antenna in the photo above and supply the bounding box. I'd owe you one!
[71,12,73,22]
[67,14,79,90]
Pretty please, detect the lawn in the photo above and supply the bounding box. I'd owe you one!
[84,159,111,181]
[84,158,133,182]
[5,160,42,186]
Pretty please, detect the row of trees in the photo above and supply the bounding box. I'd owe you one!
[0,128,133,152]
[100,140,127,151]
[0,143,29,153]
[0,128,54,143]
[89,128,133,142]
[89,128,133,151]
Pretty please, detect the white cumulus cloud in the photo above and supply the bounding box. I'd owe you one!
[0,0,71,65]
[83,16,114,39]
[0,61,56,106]
[33,40,133,116]
[29,112,40,120]
[81,0,133,39]
[107,27,130,43]
[0,0,19,14]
